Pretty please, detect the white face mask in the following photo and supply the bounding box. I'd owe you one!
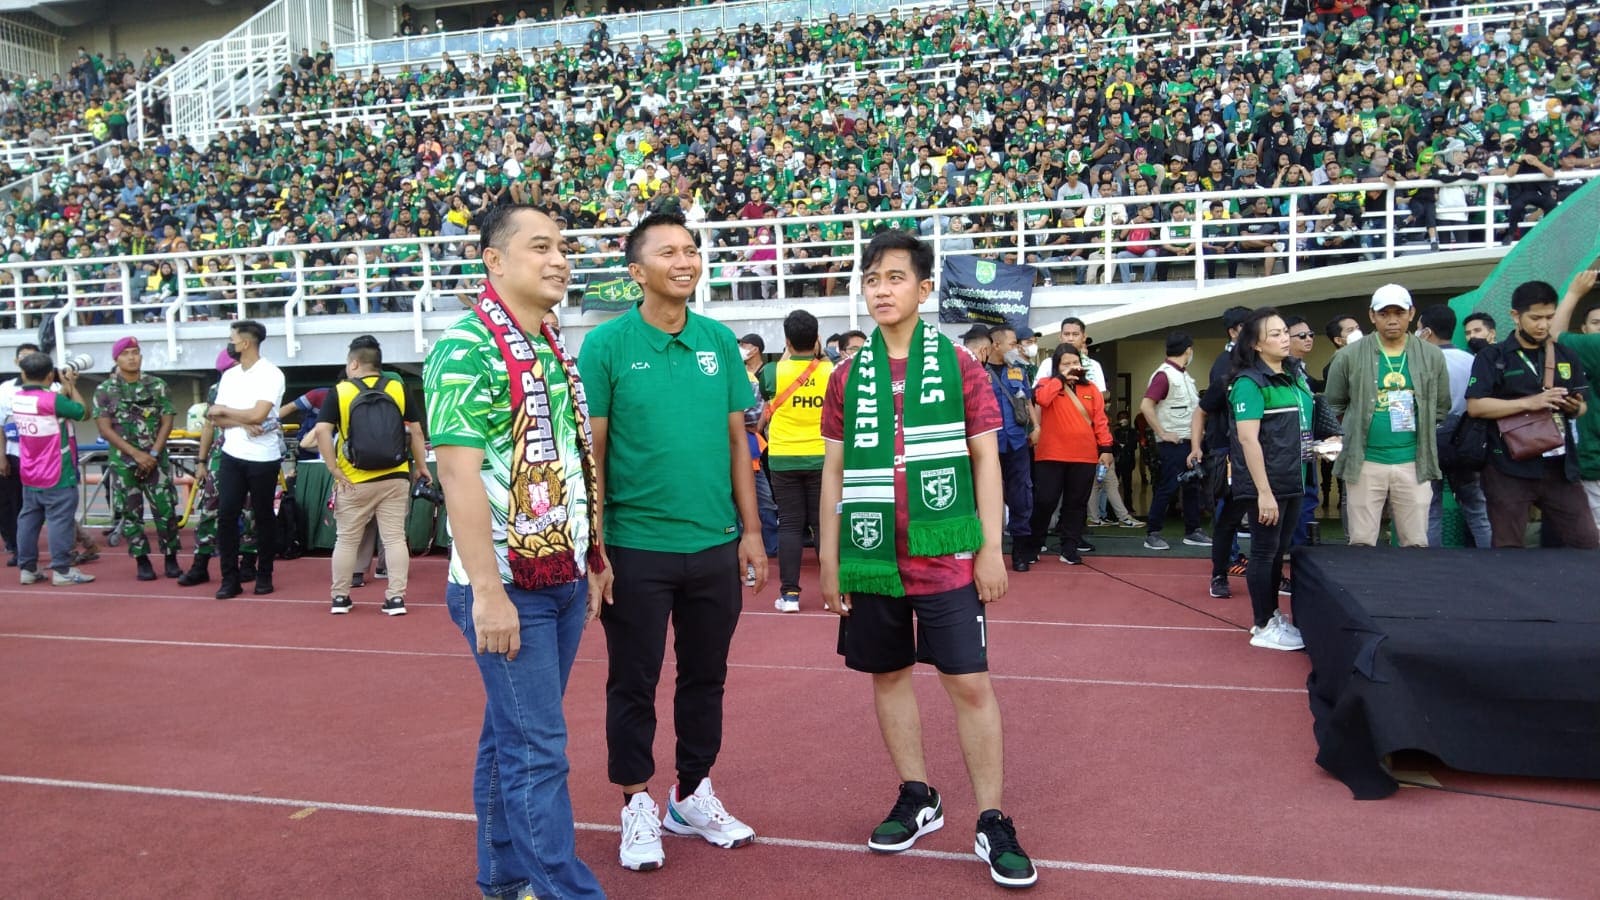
[1345,329,1364,344]
[1021,343,1038,359]
[742,346,757,360]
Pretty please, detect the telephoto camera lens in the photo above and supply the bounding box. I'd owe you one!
[59,353,94,374]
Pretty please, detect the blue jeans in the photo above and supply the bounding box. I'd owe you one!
[1427,473,1492,548]
[754,468,779,557]
[18,484,78,573]
[445,580,604,900]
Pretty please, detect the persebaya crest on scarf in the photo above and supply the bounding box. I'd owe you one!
[474,283,605,589]
[839,319,982,597]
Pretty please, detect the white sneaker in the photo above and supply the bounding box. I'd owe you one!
[1249,612,1305,651]
[619,792,665,871]
[662,777,755,848]
[53,567,95,585]
[19,568,44,585]
[774,592,800,613]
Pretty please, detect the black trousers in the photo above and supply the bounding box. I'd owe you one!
[216,453,279,579]
[770,468,822,595]
[0,453,20,553]
[1028,461,1095,556]
[1146,441,1202,535]
[603,539,742,787]
[1242,494,1302,628]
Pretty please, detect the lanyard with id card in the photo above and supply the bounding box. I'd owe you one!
[1377,351,1416,433]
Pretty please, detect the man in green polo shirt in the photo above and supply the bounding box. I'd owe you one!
[578,211,766,873]
[1551,268,1600,534]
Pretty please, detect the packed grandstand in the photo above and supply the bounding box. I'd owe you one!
[0,0,1597,329]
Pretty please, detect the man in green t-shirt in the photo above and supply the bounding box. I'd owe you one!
[1325,285,1451,547]
[578,211,764,872]
[1552,269,1600,533]
[424,205,606,900]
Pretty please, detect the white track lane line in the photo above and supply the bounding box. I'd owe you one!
[0,632,1300,694]
[0,774,1546,900]
[0,587,1240,631]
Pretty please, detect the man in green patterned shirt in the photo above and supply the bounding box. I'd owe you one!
[424,205,605,900]
[92,337,183,582]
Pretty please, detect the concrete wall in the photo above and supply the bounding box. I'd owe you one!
[62,1,267,60]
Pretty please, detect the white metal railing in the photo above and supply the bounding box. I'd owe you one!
[0,138,121,201]
[131,0,355,144]
[0,132,94,173]
[194,91,528,148]
[1419,0,1567,40]
[13,171,1594,359]
[0,14,63,81]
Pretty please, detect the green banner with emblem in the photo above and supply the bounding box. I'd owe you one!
[581,276,643,314]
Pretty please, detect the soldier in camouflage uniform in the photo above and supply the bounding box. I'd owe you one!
[93,338,183,581]
[179,349,257,587]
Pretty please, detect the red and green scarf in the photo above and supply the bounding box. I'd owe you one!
[474,284,605,589]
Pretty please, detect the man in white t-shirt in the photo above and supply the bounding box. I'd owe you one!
[1032,317,1106,393]
[204,320,286,599]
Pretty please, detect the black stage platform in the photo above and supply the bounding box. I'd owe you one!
[1293,546,1600,799]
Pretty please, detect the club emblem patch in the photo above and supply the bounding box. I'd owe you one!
[920,467,958,511]
[850,512,883,550]
[697,351,720,375]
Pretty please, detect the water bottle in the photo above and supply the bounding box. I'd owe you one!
[1096,463,1106,483]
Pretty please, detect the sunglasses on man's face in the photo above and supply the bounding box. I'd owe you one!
[1290,331,1315,340]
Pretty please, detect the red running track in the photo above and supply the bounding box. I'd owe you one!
[1,550,1596,898]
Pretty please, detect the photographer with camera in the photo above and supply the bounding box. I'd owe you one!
[13,351,94,586]
[311,335,429,616]
[0,342,43,565]
[1139,333,1209,551]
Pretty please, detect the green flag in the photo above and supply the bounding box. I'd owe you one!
[1449,178,1600,342]
[580,277,643,314]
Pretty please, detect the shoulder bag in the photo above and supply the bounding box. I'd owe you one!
[1495,341,1565,461]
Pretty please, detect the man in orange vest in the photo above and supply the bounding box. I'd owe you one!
[759,310,834,612]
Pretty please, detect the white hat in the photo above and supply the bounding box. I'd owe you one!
[1370,283,1413,311]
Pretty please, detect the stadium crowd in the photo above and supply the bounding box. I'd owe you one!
[0,0,1598,322]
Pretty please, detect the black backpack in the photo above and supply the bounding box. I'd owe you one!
[342,375,408,471]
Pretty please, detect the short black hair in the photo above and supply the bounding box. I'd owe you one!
[1165,331,1194,357]
[1059,316,1086,333]
[1463,311,1497,332]
[348,334,383,368]
[783,309,819,353]
[1325,315,1358,341]
[15,342,38,356]
[1417,304,1456,336]
[987,324,1015,341]
[1223,305,1252,333]
[479,203,548,256]
[859,229,933,281]
[625,211,694,266]
[840,330,868,346]
[18,351,52,380]
[1510,280,1559,312]
[231,319,267,345]
[1282,314,1309,331]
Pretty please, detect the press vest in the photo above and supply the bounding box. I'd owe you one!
[767,356,833,461]
[1151,361,1198,438]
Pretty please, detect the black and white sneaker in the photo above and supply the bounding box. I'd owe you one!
[381,597,407,617]
[330,595,353,615]
[868,782,943,852]
[1209,576,1231,598]
[975,810,1037,888]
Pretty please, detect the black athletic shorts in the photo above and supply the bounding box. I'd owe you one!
[836,582,989,676]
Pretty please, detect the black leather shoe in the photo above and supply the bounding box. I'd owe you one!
[163,554,183,578]
[177,564,210,587]
[253,576,275,595]
[1011,557,1032,573]
[239,555,257,582]
[215,580,243,600]
[135,556,157,582]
